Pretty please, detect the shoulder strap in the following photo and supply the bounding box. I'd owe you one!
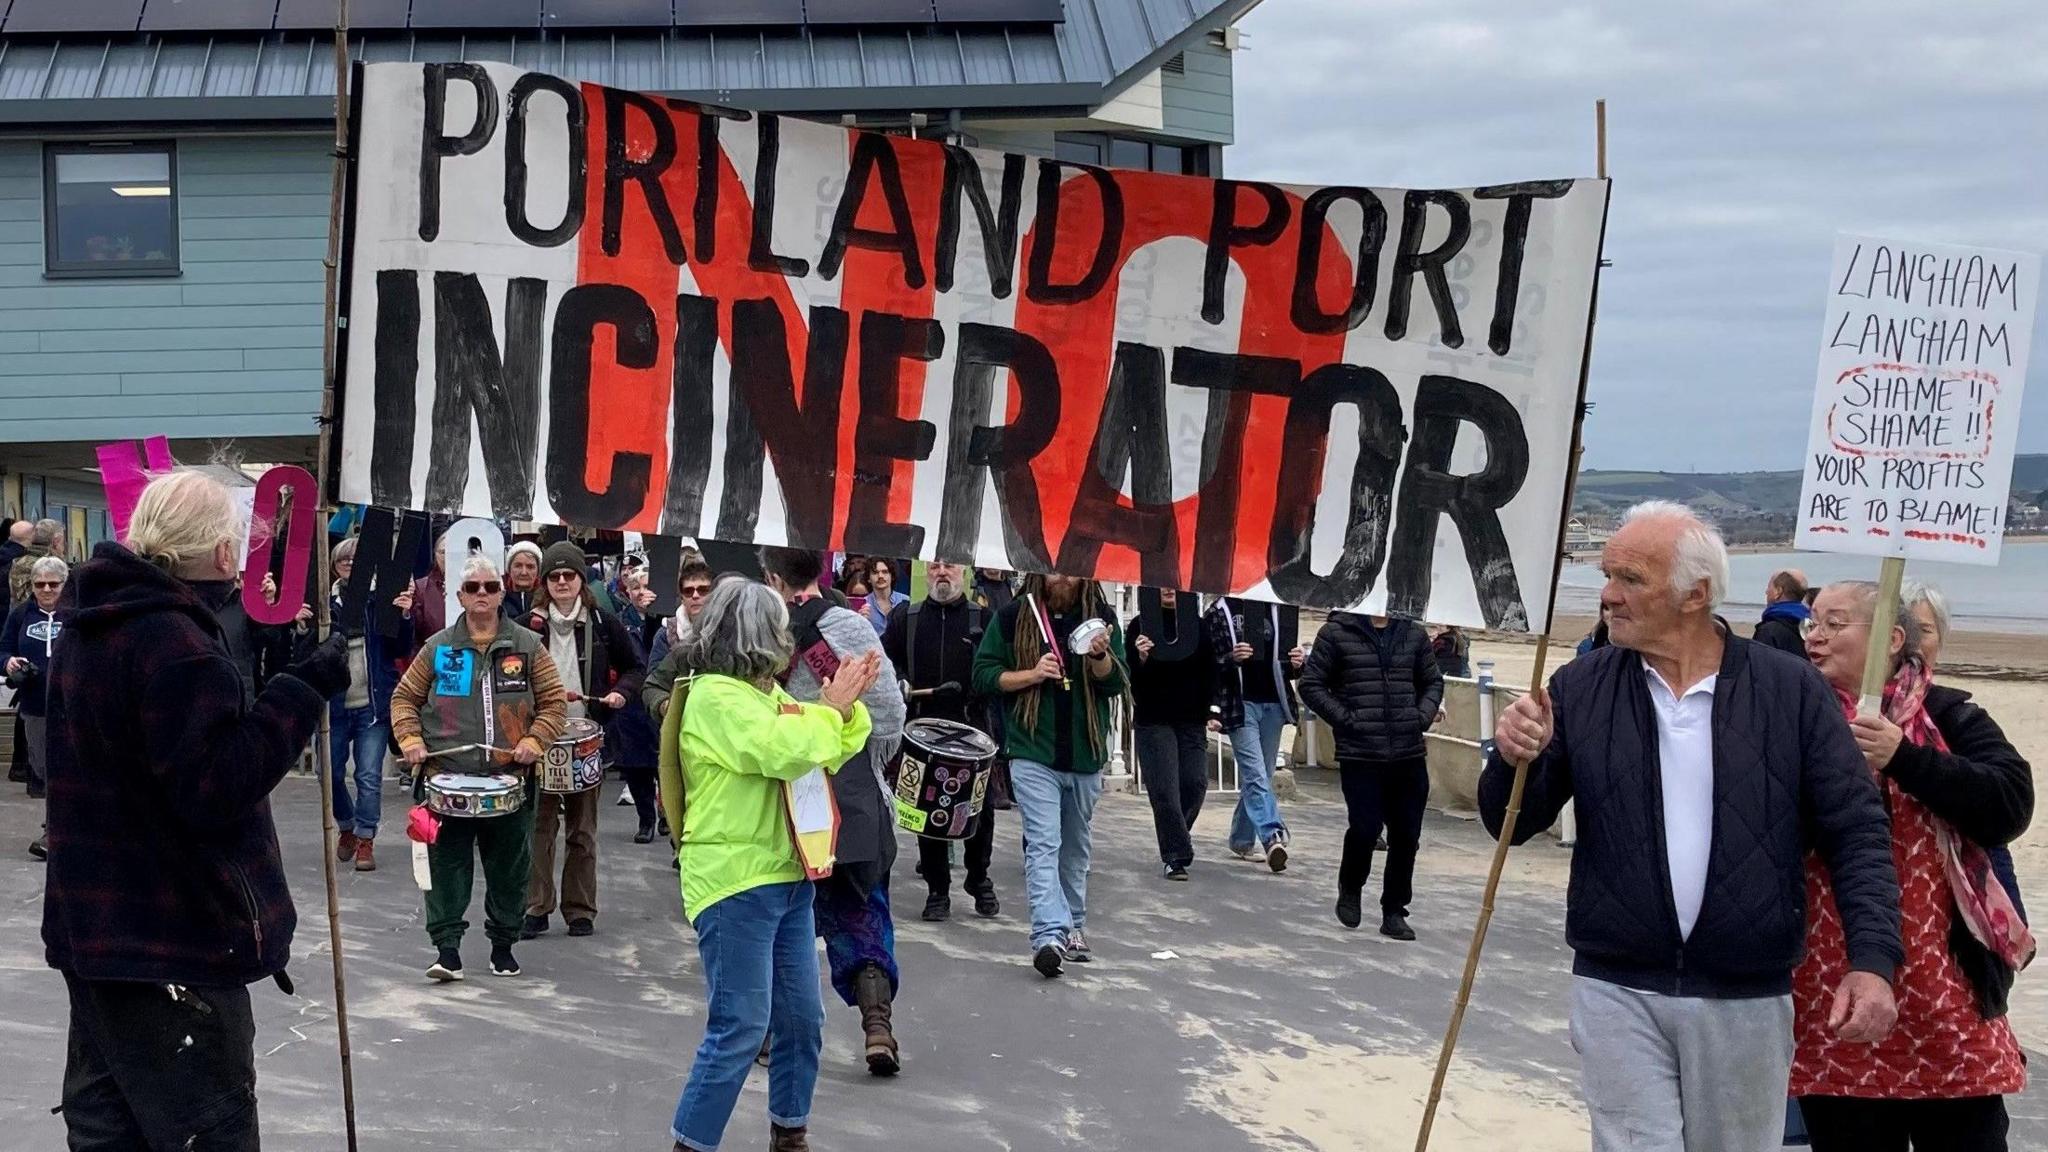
[905,601,921,685]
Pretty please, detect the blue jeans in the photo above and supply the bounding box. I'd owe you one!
[1008,759,1103,951]
[672,882,824,1150]
[1228,700,1290,853]
[329,705,386,840]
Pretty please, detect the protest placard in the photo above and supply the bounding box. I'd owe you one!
[333,62,1608,628]
[1795,234,2040,564]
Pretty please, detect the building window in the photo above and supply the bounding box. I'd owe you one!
[43,143,180,277]
[1055,132,1206,175]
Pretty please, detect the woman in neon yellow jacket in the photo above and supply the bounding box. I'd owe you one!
[669,577,878,1152]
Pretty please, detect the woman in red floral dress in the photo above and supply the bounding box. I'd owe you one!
[1797,580,2034,1151]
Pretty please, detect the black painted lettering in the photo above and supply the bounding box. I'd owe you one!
[546,283,659,528]
[1135,586,1204,663]
[936,145,1025,298]
[659,292,718,537]
[715,300,846,548]
[1387,375,1530,627]
[934,323,1061,570]
[1385,190,1472,348]
[504,72,587,247]
[1171,347,1301,593]
[818,134,926,288]
[845,311,943,557]
[747,115,812,277]
[1058,342,1180,588]
[1024,160,1124,305]
[369,269,421,509]
[1472,181,1572,355]
[423,273,545,519]
[1203,180,1290,325]
[1264,363,1406,608]
[1291,187,1386,335]
[600,87,686,264]
[418,63,498,244]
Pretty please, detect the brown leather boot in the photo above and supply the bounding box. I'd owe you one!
[854,964,899,1076]
[769,1123,810,1152]
[354,837,376,872]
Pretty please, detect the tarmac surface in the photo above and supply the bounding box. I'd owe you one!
[1,769,2043,1151]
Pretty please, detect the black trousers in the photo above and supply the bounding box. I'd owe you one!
[918,805,995,898]
[61,974,259,1152]
[619,761,658,827]
[1337,757,1429,916]
[1800,1095,2009,1152]
[1136,723,1209,867]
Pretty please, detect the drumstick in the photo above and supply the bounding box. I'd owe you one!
[1024,593,1068,690]
[421,743,519,761]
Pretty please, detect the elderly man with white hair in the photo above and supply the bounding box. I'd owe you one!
[1481,500,1904,1152]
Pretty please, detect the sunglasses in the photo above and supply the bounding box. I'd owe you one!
[680,584,712,598]
[546,571,581,583]
[33,581,64,590]
[460,580,503,595]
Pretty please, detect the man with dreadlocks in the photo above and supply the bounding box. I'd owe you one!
[973,572,1128,978]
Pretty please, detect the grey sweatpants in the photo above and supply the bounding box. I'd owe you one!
[1569,976,1793,1152]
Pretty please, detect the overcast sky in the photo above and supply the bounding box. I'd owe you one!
[1226,0,2048,473]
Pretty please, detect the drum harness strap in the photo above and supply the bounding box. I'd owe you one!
[902,599,983,697]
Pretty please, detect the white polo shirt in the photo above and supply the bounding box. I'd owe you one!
[1644,662,1717,941]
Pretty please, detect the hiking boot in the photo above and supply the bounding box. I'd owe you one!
[353,838,376,872]
[1380,913,1416,942]
[520,914,548,940]
[1335,892,1363,930]
[854,965,900,1076]
[634,818,656,844]
[1032,943,1064,979]
[336,829,358,863]
[427,948,464,982]
[770,1123,810,1152]
[922,892,950,922]
[967,880,1000,918]
[567,917,594,938]
[490,945,521,976]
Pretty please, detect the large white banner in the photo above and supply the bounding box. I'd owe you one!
[1796,234,2040,565]
[335,62,1608,629]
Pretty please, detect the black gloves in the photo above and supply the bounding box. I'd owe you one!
[285,631,352,700]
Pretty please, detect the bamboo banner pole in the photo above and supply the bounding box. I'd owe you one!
[1414,97,1610,1152]
[312,1,360,1148]
[1856,555,1906,714]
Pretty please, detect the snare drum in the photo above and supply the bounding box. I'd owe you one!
[425,773,524,818]
[893,717,999,840]
[541,717,605,794]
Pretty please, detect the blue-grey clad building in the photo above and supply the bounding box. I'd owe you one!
[0,0,1253,551]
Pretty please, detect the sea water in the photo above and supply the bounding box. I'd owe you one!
[1556,542,2048,634]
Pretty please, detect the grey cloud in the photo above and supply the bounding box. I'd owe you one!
[1227,0,2048,469]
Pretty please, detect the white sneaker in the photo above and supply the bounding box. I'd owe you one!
[617,786,634,806]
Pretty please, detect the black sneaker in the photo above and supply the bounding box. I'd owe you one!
[1265,838,1289,873]
[520,914,548,940]
[633,819,656,844]
[427,948,464,982]
[1032,943,1065,979]
[1380,913,1416,942]
[1164,864,1190,882]
[922,892,950,922]
[490,945,521,976]
[567,918,594,938]
[29,835,48,862]
[970,885,1000,918]
[1335,893,1362,930]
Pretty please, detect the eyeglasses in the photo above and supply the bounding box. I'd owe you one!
[680,584,711,599]
[32,581,63,590]
[546,571,581,584]
[1799,615,1866,640]
[460,581,503,595]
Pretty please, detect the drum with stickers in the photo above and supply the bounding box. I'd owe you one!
[424,772,524,818]
[541,717,605,794]
[893,717,999,841]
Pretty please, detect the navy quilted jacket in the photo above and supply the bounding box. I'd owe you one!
[42,544,326,985]
[1481,636,1903,998]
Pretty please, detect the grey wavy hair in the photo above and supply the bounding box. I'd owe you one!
[29,555,68,583]
[1621,499,1729,608]
[459,553,502,584]
[1902,578,1950,647]
[687,576,794,685]
[1825,579,1923,674]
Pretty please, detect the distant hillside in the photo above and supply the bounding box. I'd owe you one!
[1572,453,2048,525]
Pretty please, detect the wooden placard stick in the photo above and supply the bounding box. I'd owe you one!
[312,1,361,1147]
[1414,97,1611,1152]
[1857,556,1906,714]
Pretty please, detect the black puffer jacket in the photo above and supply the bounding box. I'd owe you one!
[1297,614,1443,763]
[1479,637,1903,999]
